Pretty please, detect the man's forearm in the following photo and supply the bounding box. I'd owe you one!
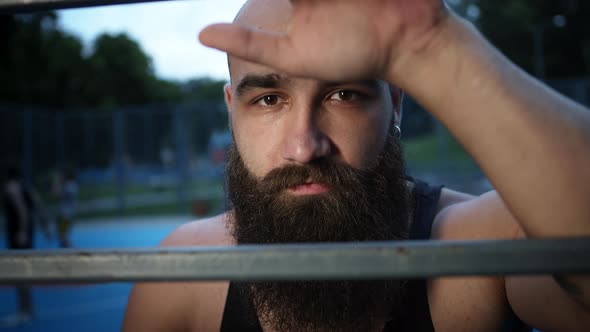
[390,13,590,239]
[393,14,590,309]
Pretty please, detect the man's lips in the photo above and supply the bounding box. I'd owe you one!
[287,182,331,196]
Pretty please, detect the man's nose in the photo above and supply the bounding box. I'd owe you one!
[281,110,331,164]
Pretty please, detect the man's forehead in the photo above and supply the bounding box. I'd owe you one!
[228,0,293,84]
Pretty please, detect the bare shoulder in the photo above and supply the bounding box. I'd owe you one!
[433,189,522,240]
[160,213,234,246]
[426,190,526,331]
[122,214,233,332]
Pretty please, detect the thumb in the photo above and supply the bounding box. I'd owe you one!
[199,23,291,70]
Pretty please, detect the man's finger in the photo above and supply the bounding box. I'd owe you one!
[199,23,289,70]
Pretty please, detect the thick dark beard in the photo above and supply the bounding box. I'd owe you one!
[226,128,410,332]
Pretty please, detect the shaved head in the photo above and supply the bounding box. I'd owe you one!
[227,0,292,82]
[233,0,292,27]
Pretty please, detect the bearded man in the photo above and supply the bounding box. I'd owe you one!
[123,0,590,331]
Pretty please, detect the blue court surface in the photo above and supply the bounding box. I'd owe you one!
[0,215,192,332]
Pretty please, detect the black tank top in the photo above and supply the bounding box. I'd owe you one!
[220,178,441,332]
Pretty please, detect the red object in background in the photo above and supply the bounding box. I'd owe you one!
[192,200,210,216]
[211,150,226,164]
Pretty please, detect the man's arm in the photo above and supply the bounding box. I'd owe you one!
[394,13,590,240]
[199,0,590,324]
[394,12,590,310]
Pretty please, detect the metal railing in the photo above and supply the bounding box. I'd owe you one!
[0,0,167,12]
[1,239,589,284]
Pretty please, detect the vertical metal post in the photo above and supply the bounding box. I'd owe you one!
[144,109,152,164]
[83,112,94,168]
[572,80,588,106]
[56,111,65,169]
[533,26,545,80]
[22,108,33,186]
[113,110,126,212]
[174,106,188,210]
[38,111,48,177]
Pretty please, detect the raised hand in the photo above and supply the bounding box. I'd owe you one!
[199,0,449,82]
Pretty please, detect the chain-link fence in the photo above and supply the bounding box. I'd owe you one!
[2,78,589,219]
[1,101,229,219]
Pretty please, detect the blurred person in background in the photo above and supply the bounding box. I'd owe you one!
[53,168,79,248]
[1,163,36,324]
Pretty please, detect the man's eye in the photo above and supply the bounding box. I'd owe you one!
[255,95,281,106]
[328,90,360,102]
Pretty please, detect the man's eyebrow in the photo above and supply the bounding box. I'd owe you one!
[235,73,290,97]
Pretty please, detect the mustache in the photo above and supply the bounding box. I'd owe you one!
[259,160,364,195]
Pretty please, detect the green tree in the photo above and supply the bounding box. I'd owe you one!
[0,13,185,110]
[84,33,182,108]
[0,12,87,108]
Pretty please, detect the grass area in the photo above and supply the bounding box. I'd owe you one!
[39,179,225,220]
[77,202,184,220]
[403,132,478,171]
[77,196,226,220]
[77,179,223,201]
[40,179,223,205]
[51,133,477,220]
[78,183,161,201]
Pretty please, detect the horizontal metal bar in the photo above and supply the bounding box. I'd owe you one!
[0,0,172,13]
[1,239,589,284]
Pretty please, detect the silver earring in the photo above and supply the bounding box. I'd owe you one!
[393,125,401,139]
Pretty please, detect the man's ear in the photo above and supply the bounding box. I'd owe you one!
[224,83,234,132]
[389,85,403,125]
[224,83,233,114]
